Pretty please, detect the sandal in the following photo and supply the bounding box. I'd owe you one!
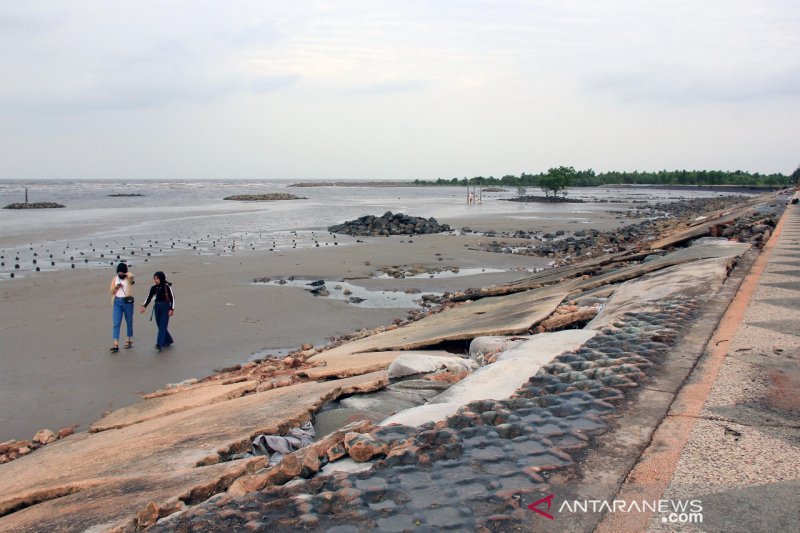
[124,341,133,349]
[109,345,119,353]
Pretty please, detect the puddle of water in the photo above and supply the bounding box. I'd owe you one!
[254,279,441,308]
[313,407,383,438]
[375,267,507,279]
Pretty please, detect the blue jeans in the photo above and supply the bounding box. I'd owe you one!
[154,301,174,347]
[112,297,134,340]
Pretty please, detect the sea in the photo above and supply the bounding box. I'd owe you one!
[0,179,750,280]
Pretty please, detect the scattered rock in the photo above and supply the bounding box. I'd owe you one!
[58,426,78,439]
[343,432,388,462]
[32,429,57,445]
[307,286,330,296]
[273,376,295,388]
[137,501,162,528]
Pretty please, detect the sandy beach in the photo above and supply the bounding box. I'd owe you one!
[0,203,636,443]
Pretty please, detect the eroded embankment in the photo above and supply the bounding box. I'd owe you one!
[147,247,748,532]
[0,191,787,532]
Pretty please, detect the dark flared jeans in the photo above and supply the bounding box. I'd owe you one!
[154,301,174,348]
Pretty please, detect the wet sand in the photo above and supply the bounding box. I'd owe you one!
[0,209,630,442]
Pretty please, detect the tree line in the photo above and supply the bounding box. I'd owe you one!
[414,167,794,189]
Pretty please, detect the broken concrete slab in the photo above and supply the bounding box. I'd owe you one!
[566,239,751,298]
[0,372,386,532]
[387,352,478,379]
[299,351,402,379]
[2,456,266,533]
[90,380,260,432]
[647,195,773,249]
[468,335,529,361]
[451,250,652,301]
[381,330,598,426]
[139,377,247,400]
[587,254,745,330]
[301,350,471,381]
[309,283,573,364]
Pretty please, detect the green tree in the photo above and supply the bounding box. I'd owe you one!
[791,165,800,187]
[540,166,576,199]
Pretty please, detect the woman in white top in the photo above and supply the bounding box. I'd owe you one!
[108,262,135,352]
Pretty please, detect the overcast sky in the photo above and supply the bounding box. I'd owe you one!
[1,1,797,180]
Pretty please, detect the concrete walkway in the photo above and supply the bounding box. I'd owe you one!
[598,198,800,532]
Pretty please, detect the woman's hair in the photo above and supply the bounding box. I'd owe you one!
[116,262,128,274]
[154,271,167,284]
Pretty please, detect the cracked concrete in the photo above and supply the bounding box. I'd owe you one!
[0,193,786,532]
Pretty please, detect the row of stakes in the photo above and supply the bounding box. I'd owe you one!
[2,232,344,278]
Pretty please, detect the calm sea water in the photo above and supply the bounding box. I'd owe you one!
[0,180,747,279]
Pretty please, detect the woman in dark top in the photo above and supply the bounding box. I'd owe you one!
[139,271,175,351]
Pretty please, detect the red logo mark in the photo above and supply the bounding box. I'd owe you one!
[528,493,555,520]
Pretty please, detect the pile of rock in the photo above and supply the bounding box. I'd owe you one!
[329,211,451,236]
[505,195,584,203]
[717,213,776,244]
[480,219,663,262]
[3,202,65,209]
[222,421,459,503]
[534,222,659,257]
[477,196,778,269]
[223,194,306,201]
[0,426,75,464]
[622,195,748,220]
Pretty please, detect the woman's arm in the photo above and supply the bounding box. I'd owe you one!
[139,285,156,314]
[141,285,156,308]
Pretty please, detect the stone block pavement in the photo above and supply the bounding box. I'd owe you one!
[598,197,800,533]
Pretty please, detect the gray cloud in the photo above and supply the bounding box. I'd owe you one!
[584,65,800,105]
[0,0,798,177]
